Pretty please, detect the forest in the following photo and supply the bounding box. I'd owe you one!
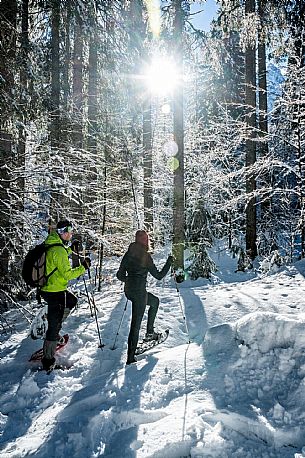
[0,0,304,302]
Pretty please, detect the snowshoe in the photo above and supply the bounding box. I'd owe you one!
[33,362,73,374]
[29,304,48,340]
[135,329,169,356]
[45,363,73,374]
[144,331,162,342]
[29,334,69,362]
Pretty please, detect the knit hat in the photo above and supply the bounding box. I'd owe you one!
[135,230,149,248]
[56,219,73,234]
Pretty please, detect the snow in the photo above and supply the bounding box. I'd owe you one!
[2,246,305,457]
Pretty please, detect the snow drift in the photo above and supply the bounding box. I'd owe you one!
[203,311,305,453]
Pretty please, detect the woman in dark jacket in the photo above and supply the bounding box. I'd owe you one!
[116,230,172,365]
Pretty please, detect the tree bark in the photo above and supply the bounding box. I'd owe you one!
[17,0,29,213]
[289,0,305,256]
[0,0,17,277]
[62,0,71,145]
[257,0,271,251]
[245,0,257,259]
[72,14,84,149]
[50,0,60,149]
[172,0,185,271]
[87,12,100,234]
[143,95,153,233]
[49,0,61,221]
[88,30,98,155]
[69,11,85,230]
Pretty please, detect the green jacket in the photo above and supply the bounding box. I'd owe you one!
[41,231,86,292]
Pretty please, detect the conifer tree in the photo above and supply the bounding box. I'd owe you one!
[0,0,17,278]
[172,0,185,273]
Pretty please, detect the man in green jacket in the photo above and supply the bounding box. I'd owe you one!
[40,219,90,371]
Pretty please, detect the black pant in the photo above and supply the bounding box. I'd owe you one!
[41,290,77,341]
[126,291,159,361]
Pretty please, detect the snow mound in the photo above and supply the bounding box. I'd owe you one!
[235,311,305,353]
[204,311,305,356]
[203,312,305,451]
[203,323,236,356]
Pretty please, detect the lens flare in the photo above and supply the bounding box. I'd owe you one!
[144,0,160,38]
[163,140,178,157]
[144,57,180,95]
[161,103,171,114]
[167,157,180,172]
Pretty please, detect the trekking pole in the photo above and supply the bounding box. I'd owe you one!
[73,242,103,348]
[87,267,105,349]
[73,244,93,316]
[88,266,100,313]
[83,275,93,317]
[172,268,191,343]
[111,298,128,350]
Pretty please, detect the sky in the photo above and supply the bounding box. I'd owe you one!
[158,0,218,32]
[1,243,305,457]
[189,0,218,31]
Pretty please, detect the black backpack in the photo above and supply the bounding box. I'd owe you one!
[22,242,63,288]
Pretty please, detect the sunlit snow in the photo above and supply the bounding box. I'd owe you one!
[1,244,305,457]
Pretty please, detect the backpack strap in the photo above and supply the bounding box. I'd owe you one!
[45,267,58,280]
[41,243,68,285]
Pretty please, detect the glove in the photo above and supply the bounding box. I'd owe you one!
[82,257,91,270]
[70,240,80,253]
[167,255,174,265]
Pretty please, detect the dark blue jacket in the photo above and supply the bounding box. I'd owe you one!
[116,242,171,297]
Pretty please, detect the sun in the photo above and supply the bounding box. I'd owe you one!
[143,57,180,95]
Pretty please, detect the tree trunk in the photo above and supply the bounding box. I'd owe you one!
[257,0,271,252]
[258,44,268,149]
[290,0,305,256]
[17,0,29,217]
[128,0,153,232]
[257,0,268,155]
[62,0,71,145]
[48,0,61,222]
[0,0,17,277]
[69,12,85,229]
[98,166,107,291]
[143,96,153,233]
[88,30,98,155]
[172,0,185,271]
[50,0,61,150]
[72,14,84,149]
[87,19,100,233]
[245,0,257,259]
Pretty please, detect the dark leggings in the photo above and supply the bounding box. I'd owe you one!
[41,290,77,341]
[127,291,159,360]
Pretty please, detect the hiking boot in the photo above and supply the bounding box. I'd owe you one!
[41,357,56,371]
[144,331,160,341]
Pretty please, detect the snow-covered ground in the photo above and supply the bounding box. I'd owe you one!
[1,245,305,457]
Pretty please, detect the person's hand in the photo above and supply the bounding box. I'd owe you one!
[82,257,91,270]
[70,239,80,253]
